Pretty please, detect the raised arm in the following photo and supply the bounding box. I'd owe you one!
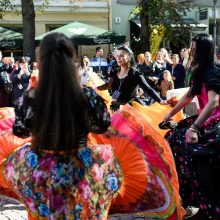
[96,78,113,91]
[84,87,111,133]
[193,90,219,127]
[138,74,164,104]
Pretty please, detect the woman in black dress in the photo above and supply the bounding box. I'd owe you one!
[96,46,167,111]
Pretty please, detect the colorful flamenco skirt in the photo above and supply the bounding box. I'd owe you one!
[0,106,184,219]
[130,100,183,136]
[87,72,183,136]
[0,108,31,200]
[87,72,112,109]
[89,105,184,219]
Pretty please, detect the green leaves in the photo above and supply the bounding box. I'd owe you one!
[130,0,195,53]
[0,0,18,19]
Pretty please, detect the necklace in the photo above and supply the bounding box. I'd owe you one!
[118,77,125,91]
[111,68,129,101]
[111,77,125,101]
[118,68,130,79]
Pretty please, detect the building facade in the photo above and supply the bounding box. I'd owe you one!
[0,0,113,58]
[111,0,138,46]
[178,0,220,46]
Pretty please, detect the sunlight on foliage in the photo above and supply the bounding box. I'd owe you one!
[129,0,195,50]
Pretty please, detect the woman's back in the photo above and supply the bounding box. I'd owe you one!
[3,143,122,220]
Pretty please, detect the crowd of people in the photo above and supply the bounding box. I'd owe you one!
[79,44,188,108]
[0,53,39,108]
[0,41,189,110]
[0,32,218,220]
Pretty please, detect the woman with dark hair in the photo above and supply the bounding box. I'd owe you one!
[13,33,110,141]
[96,45,167,111]
[0,32,128,219]
[163,33,220,219]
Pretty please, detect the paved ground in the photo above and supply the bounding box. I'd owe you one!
[0,197,27,220]
[0,196,200,220]
[0,196,196,220]
[0,197,159,220]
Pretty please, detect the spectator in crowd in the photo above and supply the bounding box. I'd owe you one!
[168,54,186,89]
[0,55,14,107]
[79,56,92,86]
[138,51,157,90]
[179,48,186,64]
[11,56,31,107]
[157,70,174,100]
[136,53,145,66]
[184,48,193,87]
[107,49,119,78]
[159,47,173,65]
[90,46,108,81]
[152,51,170,86]
[107,52,114,67]
[28,62,39,90]
[180,48,190,69]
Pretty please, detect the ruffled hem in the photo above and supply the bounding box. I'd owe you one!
[0,107,15,134]
[89,126,182,219]
[0,108,31,191]
[110,104,184,219]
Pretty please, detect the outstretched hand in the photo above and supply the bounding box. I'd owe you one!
[160,100,168,105]
[185,128,199,144]
[167,96,178,107]
[91,83,97,90]
[163,113,172,123]
[110,101,120,112]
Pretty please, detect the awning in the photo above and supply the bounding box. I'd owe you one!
[0,27,23,49]
[35,21,126,46]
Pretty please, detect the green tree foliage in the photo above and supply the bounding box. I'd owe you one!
[0,0,84,61]
[130,0,194,54]
[0,0,50,61]
[0,0,18,19]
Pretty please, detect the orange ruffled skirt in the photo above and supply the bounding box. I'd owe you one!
[0,106,184,219]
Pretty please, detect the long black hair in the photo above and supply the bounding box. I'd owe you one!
[189,33,215,96]
[32,32,88,152]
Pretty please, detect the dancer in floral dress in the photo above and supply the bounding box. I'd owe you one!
[0,33,183,220]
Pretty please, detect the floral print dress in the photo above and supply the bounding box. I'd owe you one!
[6,86,115,219]
[0,104,183,219]
[3,143,122,220]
